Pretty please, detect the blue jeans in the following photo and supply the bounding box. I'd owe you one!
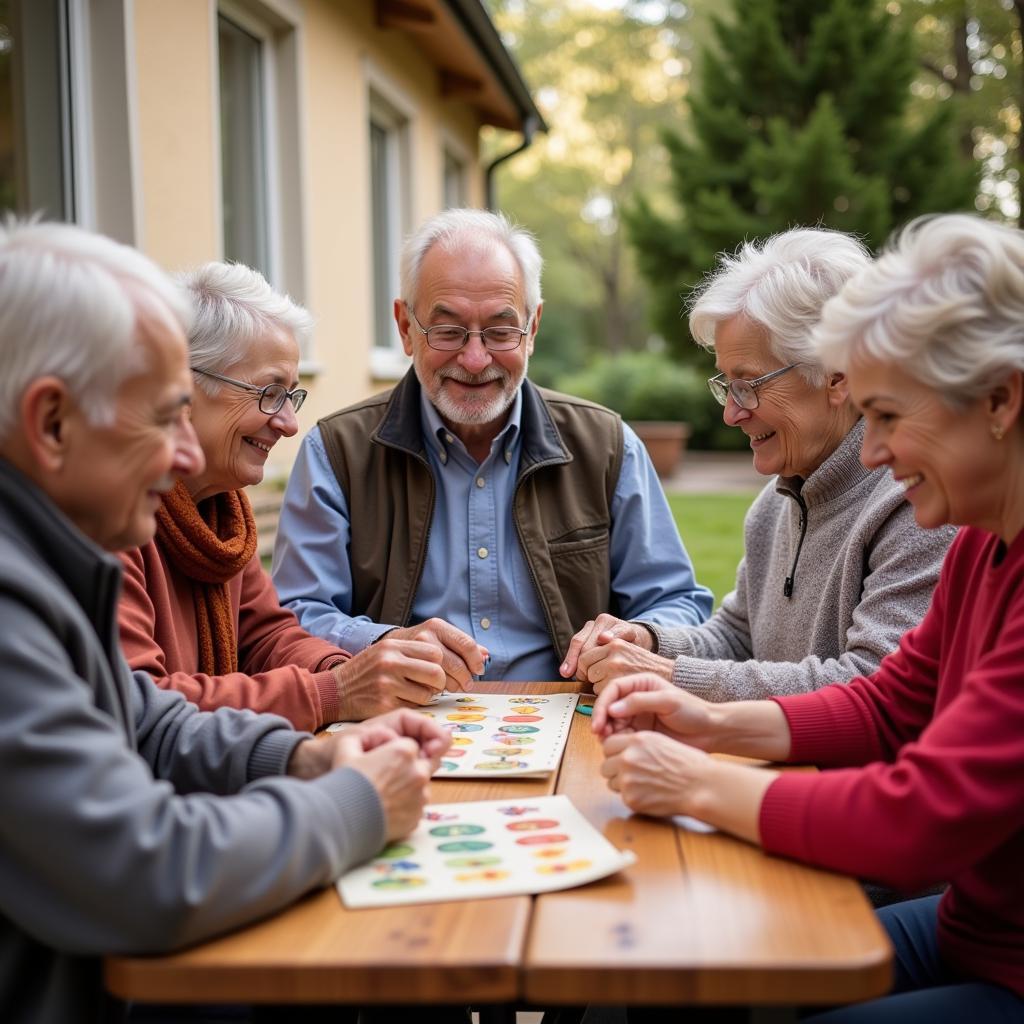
[805,895,1024,1022]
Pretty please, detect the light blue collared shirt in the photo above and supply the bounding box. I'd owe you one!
[272,387,712,681]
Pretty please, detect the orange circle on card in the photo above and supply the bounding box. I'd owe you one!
[506,819,560,832]
[503,714,542,723]
[447,713,486,722]
[454,869,510,883]
[515,833,570,846]
[506,705,539,714]
[450,736,472,746]
[537,860,592,875]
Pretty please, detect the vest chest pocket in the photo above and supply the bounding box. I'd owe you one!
[546,527,612,625]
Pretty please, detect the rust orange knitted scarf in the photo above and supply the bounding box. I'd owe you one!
[154,481,258,675]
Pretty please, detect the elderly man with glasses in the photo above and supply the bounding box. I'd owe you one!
[271,208,713,693]
[563,227,956,713]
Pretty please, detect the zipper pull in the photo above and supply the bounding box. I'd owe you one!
[784,576,793,598]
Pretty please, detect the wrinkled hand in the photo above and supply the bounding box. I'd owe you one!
[354,708,451,772]
[332,638,448,720]
[333,733,432,841]
[576,636,674,693]
[385,618,488,691]
[560,614,654,680]
[601,730,713,818]
[591,673,719,751]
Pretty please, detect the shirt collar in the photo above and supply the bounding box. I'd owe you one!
[420,386,523,465]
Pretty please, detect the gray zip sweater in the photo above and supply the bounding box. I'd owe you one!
[0,459,385,1024]
[650,419,956,701]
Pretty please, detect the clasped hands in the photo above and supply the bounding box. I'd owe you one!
[559,612,675,690]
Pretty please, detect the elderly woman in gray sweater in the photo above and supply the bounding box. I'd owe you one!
[562,227,956,702]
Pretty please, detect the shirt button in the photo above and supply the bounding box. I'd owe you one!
[476,477,486,488]
[477,547,488,559]
[445,433,454,444]
[480,618,491,630]
[439,451,448,464]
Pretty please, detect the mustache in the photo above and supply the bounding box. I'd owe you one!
[437,366,508,385]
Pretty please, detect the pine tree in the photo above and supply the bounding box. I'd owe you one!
[627,0,979,359]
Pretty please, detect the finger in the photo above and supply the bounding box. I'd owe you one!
[433,623,487,675]
[382,639,446,664]
[602,732,635,758]
[560,620,596,678]
[331,730,368,767]
[607,689,683,723]
[352,724,401,751]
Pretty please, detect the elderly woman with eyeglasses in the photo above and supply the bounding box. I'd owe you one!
[117,263,449,731]
[563,227,954,703]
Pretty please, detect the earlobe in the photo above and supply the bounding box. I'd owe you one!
[827,371,849,406]
[988,370,1023,435]
[20,377,72,472]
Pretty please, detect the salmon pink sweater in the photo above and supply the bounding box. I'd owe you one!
[760,526,1024,997]
[119,539,350,731]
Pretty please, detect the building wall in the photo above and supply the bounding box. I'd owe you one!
[131,0,485,478]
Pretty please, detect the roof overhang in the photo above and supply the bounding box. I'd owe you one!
[375,0,546,133]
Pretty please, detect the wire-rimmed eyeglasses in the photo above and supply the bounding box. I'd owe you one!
[707,363,803,411]
[192,367,307,414]
[408,308,531,352]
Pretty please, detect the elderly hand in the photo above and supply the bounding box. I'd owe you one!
[591,673,720,750]
[576,635,675,692]
[332,638,448,720]
[601,730,715,818]
[384,618,487,691]
[560,614,654,680]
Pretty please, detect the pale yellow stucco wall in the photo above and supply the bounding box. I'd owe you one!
[130,0,487,480]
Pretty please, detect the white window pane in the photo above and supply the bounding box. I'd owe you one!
[370,118,393,351]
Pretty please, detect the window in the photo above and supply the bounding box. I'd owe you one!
[218,12,270,275]
[0,0,72,220]
[443,147,466,209]
[216,1,310,364]
[368,87,410,372]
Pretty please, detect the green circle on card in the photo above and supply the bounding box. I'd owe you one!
[429,823,485,837]
[436,840,494,853]
[443,855,502,869]
[378,843,415,859]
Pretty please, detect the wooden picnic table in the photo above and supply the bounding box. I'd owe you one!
[105,682,891,1017]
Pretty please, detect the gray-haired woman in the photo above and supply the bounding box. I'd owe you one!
[563,227,955,701]
[117,262,448,731]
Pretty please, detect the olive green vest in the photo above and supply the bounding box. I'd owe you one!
[316,371,625,660]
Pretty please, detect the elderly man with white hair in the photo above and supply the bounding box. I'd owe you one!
[272,208,712,691]
[564,227,955,704]
[0,220,448,1024]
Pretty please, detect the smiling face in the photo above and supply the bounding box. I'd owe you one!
[850,355,1019,535]
[187,327,300,500]
[396,240,539,447]
[58,312,204,550]
[714,314,857,479]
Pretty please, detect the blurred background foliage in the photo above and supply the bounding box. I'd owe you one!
[484,0,1014,447]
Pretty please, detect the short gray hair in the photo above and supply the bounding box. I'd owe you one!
[688,228,872,386]
[400,208,543,319]
[176,262,313,394]
[0,219,191,443]
[815,214,1024,405]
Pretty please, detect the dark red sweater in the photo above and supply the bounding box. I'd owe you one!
[760,526,1024,997]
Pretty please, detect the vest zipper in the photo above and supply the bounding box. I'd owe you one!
[783,493,808,599]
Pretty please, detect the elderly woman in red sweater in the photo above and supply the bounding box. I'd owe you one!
[594,214,1024,1022]
[118,263,472,731]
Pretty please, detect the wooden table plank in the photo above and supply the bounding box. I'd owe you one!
[105,682,579,1006]
[524,702,892,1006]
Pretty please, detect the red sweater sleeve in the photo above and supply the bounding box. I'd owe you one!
[118,544,350,731]
[760,530,1024,892]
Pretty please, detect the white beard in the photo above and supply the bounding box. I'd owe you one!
[417,355,528,427]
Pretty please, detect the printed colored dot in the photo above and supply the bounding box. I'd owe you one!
[451,736,472,746]
[451,704,487,712]
[509,697,549,704]
[474,760,529,771]
[532,848,568,859]
[372,876,428,889]
[437,760,459,772]
[445,748,466,758]
[443,855,502,869]
[515,833,570,846]
[506,819,560,832]
[455,869,510,883]
[505,705,539,714]
[482,747,524,757]
[502,715,543,723]
[536,860,592,875]
[378,843,415,859]
[449,723,483,733]
[498,805,540,816]
[490,733,534,745]
[429,823,486,837]
[436,840,494,853]
[447,713,486,722]
[499,724,540,734]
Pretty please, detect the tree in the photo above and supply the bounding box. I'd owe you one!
[627,0,979,358]
[485,0,696,382]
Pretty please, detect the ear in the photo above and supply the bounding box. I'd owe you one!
[18,377,75,473]
[394,299,415,357]
[526,301,543,357]
[825,370,849,408]
[988,368,1023,433]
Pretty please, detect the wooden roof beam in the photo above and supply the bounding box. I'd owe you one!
[376,0,436,33]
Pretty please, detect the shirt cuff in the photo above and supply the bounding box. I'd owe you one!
[313,670,342,727]
[651,623,697,659]
[338,617,398,654]
[670,656,717,700]
[758,771,818,855]
[247,728,312,781]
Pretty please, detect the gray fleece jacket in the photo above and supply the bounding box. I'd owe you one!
[650,419,956,701]
[0,459,385,1024]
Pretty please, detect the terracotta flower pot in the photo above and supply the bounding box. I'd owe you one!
[628,421,691,478]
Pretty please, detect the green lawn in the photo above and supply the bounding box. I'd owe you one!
[667,492,757,608]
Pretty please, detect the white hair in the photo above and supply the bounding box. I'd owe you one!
[399,208,543,319]
[176,262,313,395]
[814,214,1024,405]
[0,218,191,443]
[688,228,872,386]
